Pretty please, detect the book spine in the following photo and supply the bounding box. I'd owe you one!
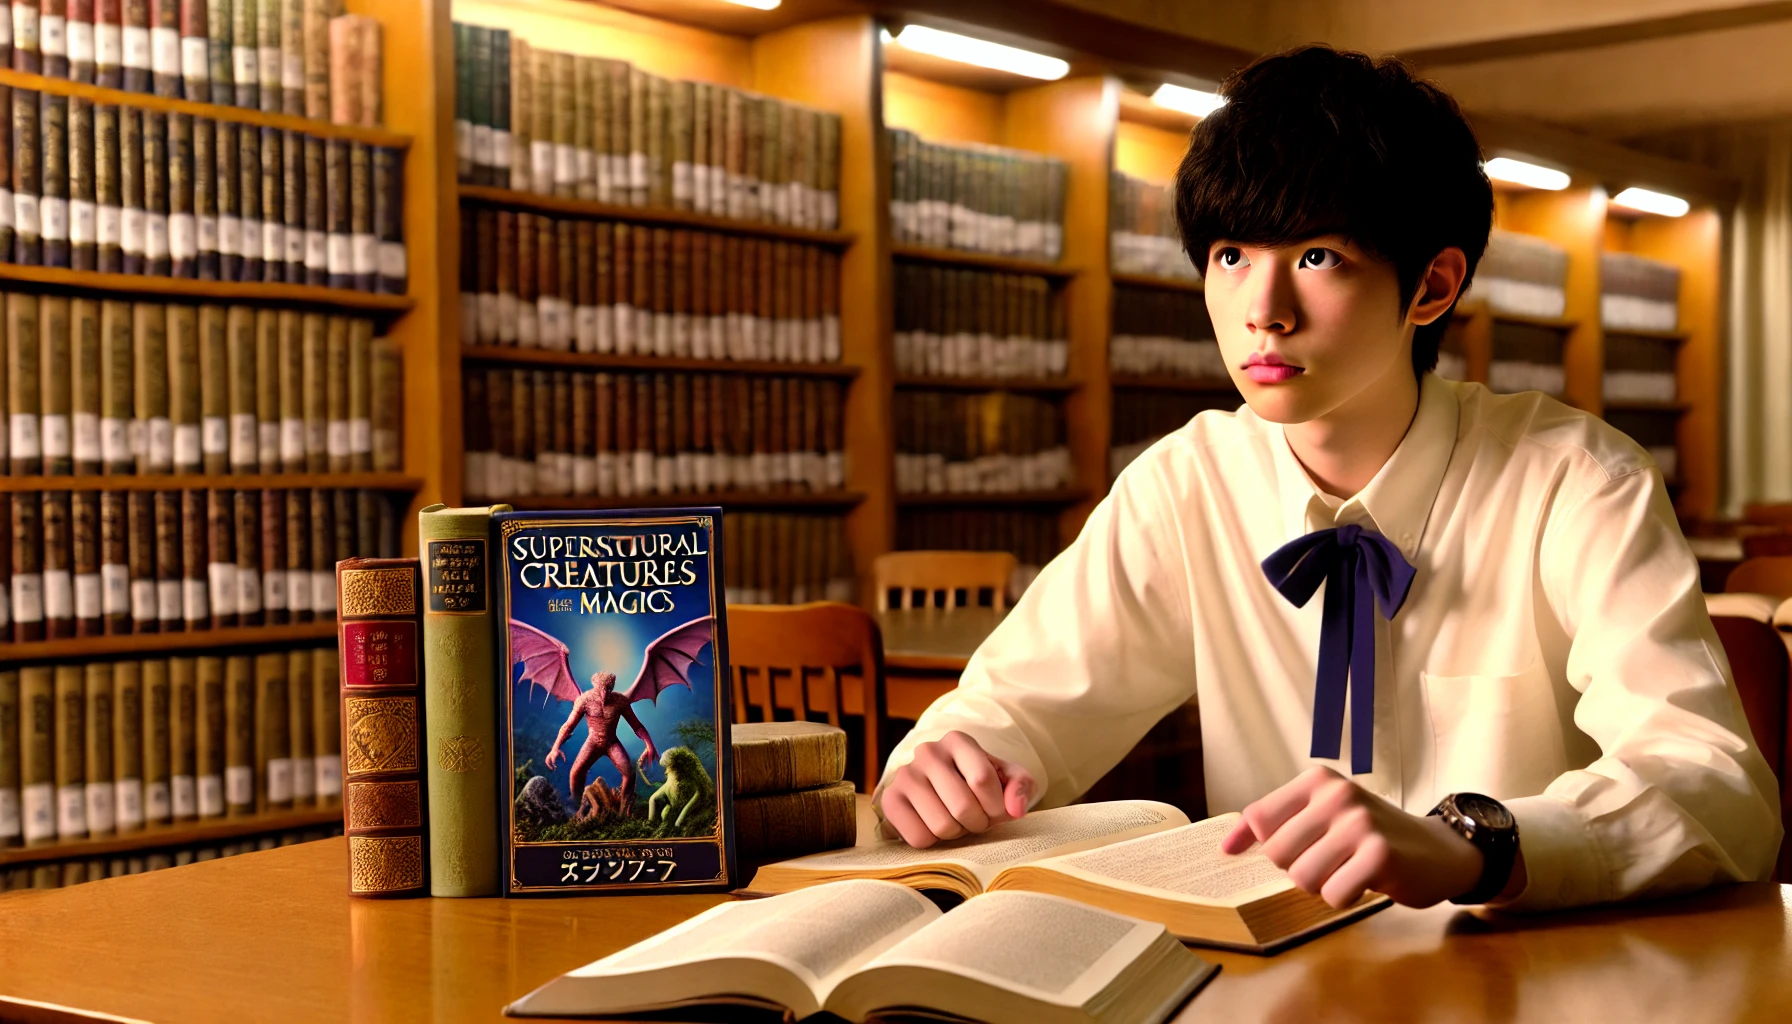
[95,0,121,89]
[279,126,300,279]
[213,118,236,279]
[149,0,177,97]
[306,484,329,615]
[111,659,142,830]
[39,295,69,477]
[233,114,258,280]
[138,658,167,822]
[152,489,178,629]
[312,643,338,801]
[0,84,14,264]
[225,304,254,470]
[252,650,289,810]
[204,486,232,626]
[53,664,84,838]
[41,490,71,637]
[276,307,300,470]
[167,112,193,277]
[221,648,249,813]
[258,126,280,277]
[255,0,277,113]
[231,0,257,109]
[129,302,168,472]
[71,489,99,633]
[508,36,529,192]
[205,0,230,106]
[68,97,94,269]
[733,780,856,860]
[191,115,214,278]
[232,486,258,623]
[252,308,276,469]
[18,667,53,842]
[286,641,311,804]
[99,488,127,631]
[301,133,322,284]
[282,492,306,621]
[194,653,223,815]
[299,310,323,470]
[122,0,147,93]
[12,1,41,75]
[338,557,424,896]
[417,503,505,897]
[278,0,299,115]
[142,111,167,275]
[258,485,283,621]
[369,334,397,471]
[373,144,402,293]
[118,105,141,272]
[165,304,197,471]
[125,489,153,631]
[167,656,193,815]
[197,304,226,472]
[179,487,206,628]
[177,0,206,101]
[299,0,323,119]
[13,87,40,266]
[0,669,15,846]
[322,136,346,287]
[323,313,345,469]
[346,316,368,469]
[348,141,371,291]
[353,15,376,127]
[326,13,354,126]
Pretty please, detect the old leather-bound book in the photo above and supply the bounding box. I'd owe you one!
[337,556,426,897]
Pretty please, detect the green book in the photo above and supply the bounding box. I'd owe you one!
[418,502,511,897]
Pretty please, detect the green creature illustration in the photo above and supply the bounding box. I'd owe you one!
[645,746,715,834]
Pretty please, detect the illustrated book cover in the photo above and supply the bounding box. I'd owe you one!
[496,507,735,896]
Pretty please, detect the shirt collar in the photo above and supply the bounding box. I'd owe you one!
[1269,373,1461,564]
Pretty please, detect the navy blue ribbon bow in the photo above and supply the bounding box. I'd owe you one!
[1261,524,1417,774]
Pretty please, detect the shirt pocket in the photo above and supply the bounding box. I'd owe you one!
[1422,657,1565,800]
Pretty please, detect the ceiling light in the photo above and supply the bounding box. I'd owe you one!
[1612,187,1690,217]
[1151,83,1225,118]
[888,25,1068,81]
[715,0,781,9]
[1483,157,1569,191]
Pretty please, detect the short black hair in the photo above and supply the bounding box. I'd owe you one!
[1173,45,1493,379]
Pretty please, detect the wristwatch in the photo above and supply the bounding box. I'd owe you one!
[1428,792,1520,905]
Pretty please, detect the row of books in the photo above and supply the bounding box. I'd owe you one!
[0,298,402,476]
[461,367,847,501]
[893,391,1071,495]
[0,643,342,848]
[894,508,1060,601]
[1461,229,1569,320]
[2,821,340,891]
[0,87,406,288]
[0,486,402,641]
[1110,285,1224,379]
[0,2,382,126]
[1602,252,1680,332]
[1110,172,1194,280]
[1109,390,1238,478]
[452,23,841,231]
[458,208,841,363]
[721,512,853,607]
[887,128,1066,261]
[891,264,1068,380]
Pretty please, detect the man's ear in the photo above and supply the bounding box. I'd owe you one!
[1409,247,1469,327]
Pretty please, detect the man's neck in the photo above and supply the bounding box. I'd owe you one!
[1283,365,1423,500]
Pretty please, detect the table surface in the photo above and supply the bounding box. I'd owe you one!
[4,797,1790,1024]
[876,607,1005,672]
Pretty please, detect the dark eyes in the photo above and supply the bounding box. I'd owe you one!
[1301,248,1342,270]
[1215,247,1248,269]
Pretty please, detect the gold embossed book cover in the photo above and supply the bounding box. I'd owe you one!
[497,508,735,896]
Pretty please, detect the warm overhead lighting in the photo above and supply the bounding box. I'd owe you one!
[1151,83,1224,118]
[715,0,781,9]
[888,25,1069,81]
[1612,187,1690,217]
[1484,157,1570,191]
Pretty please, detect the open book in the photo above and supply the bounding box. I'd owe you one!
[748,800,1389,953]
[506,879,1216,1024]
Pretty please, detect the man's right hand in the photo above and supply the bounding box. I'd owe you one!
[876,731,1037,848]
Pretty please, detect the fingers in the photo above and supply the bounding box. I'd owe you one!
[1220,818,1257,854]
[879,789,937,848]
[876,733,1038,847]
[941,733,1009,823]
[996,759,1035,821]
[1238,766,1338,847]
[1319,833,1389,910]
[1283,819,1361,896]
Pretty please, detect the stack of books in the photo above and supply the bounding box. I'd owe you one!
[892,263,1067,380]
[893,390,1071,495]
[1463,229,1569,319]
[1109,390,1239,479]
[1109,171,1193,279]
[731,721,856,863]
[888,128,1065,261]
[1601,252,1680,332]
[457,209,841,362]
[1487,320,1567,398]
[452,23,841,231]
[0,643,344,854]
[460,368,846,501]
[895,508,1057,602]
[720,511,854,607]
[1109,285,1222,379]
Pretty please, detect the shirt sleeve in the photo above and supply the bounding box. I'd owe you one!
[1503,464,1783,911]
[872,458,1200,813]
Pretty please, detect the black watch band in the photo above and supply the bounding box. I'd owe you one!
[1428,792,1520,905]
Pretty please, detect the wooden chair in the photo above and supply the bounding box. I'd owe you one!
[874,550,1018,611]
[1726,557,1792,600]
[725,602,889,793]
[1710,615,1792,883]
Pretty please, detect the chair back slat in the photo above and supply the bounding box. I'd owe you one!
[873,550,1019,611]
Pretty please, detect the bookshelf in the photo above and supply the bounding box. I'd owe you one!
[0,622,341,666]
[0,807,341,869]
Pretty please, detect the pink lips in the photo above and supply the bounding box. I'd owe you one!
[1243,353,1304,384]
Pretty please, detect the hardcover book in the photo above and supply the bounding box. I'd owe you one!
[496,506,735,896]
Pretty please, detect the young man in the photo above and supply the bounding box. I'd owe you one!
[873,46,1782,912]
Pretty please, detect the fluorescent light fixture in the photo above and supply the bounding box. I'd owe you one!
[1484,157,1569,191]
[715,0,781,9]
[1612,186,1690,217]
[1151,83,1225,118]
[889,25,1068,81]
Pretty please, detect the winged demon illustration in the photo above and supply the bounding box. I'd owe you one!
[509,615,714,815]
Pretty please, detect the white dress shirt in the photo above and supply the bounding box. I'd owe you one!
[878,373,1783,910]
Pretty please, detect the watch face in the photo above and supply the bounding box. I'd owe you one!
[1456,793,1514,830]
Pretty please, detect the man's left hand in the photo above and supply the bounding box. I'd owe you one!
[1220,766,1485,909]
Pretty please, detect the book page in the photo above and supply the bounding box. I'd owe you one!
[777,800,1188,887]
[583,879,938,989]
[1043,813,1296,907]
[854,891,1161,1005]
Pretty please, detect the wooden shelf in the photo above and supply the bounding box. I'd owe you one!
[1110,270,1204,293]
[0,263,413,317]
[1603,399,1690,414]
[1109,374,1236,393]
[0,621,339,666]
[0,68,410,149]
[498,491,865,512]
[462,346,859,379]
[0,807,341,868]
[895,489,1090,507]
[1603,326,1690,342]
[894,374,1077,394]
[458,185,855,248]
[1454,303,1578,332]
[891,243,1076,280]
[0,472,424,494]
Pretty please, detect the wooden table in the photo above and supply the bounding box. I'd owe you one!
[4,796,1789,1024]
[877,607,1004,719]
